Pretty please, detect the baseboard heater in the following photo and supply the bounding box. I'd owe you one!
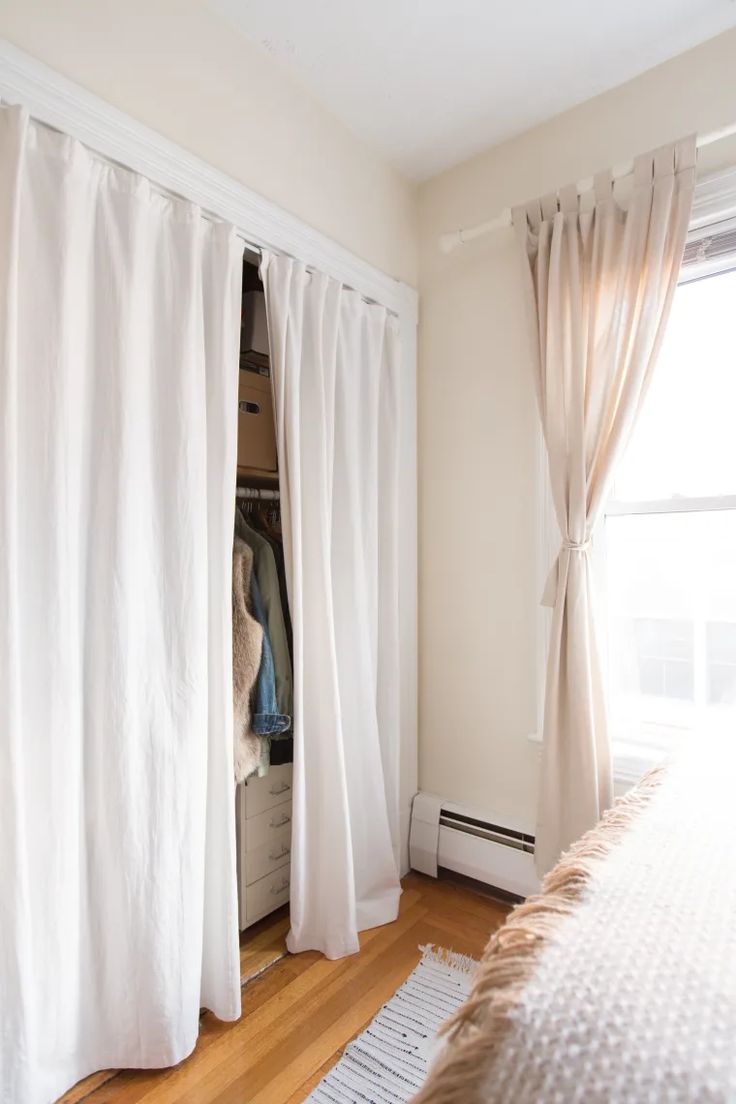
[409,792,540,899]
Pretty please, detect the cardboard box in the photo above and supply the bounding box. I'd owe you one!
[241,291,270,358]
[237,368,277,474]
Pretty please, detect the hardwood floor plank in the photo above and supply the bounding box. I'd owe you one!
[240,922,289,976]
[87,962,325,1104]
[230,923,453,1104]
[283,1053,341,1104]
[125,902,432,1104]
[62,874,508,1104]
[57,1071,117,1103]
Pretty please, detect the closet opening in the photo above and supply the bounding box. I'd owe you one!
[234,253,293,949]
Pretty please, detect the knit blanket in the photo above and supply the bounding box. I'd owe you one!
[414,741,736,1104]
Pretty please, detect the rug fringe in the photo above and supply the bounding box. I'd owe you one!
[419,944,478,978]
[411,764,669,1104]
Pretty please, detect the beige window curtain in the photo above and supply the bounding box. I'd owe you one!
[513,137,696,875]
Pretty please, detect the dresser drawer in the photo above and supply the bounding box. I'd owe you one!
[244,762,293,818]
[245,866,291,927]
[244,825,292,885]
[244,802,292,851]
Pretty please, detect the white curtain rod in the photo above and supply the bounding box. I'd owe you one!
[439,122,736,254]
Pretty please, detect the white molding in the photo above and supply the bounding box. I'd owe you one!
[0,39,418,325]
[0,37,419,875]
[397,312,419,875]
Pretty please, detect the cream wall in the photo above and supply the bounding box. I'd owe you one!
[0,0,417,286]
[417,28,736,830]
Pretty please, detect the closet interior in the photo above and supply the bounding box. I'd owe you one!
[234,254,293,931]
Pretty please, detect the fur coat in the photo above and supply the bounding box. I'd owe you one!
[232,537,263,783]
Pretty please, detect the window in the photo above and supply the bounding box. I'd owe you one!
[602,238,736,779]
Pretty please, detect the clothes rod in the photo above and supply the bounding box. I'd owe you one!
[236,487,280,501]
[439,122,736,254]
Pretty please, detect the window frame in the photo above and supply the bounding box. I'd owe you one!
[600,236,736,783]
[606,494,736,518]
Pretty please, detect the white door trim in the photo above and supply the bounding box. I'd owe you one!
[0,39,417,322]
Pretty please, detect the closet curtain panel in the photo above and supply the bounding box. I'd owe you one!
[513,138,696,875]
[262,253,401,959]
[0,107,242,1104]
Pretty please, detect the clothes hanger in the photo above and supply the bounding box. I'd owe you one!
[253,496,281,540]
[268,501,282,538]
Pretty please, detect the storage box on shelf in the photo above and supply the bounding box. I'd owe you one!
[237,364,278,477]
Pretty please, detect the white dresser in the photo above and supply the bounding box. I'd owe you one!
[236,762,293,929]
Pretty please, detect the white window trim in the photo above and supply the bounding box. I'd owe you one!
[607,494,736,517]
[530,165,736,785]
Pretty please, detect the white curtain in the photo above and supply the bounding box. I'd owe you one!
[513,138,696,875]
[0,107,242,1104]
[261,253,401,959]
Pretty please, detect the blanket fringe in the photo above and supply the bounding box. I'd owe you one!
[411,765,668,1104]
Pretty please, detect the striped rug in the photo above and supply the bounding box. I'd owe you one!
[306,945,477,1103]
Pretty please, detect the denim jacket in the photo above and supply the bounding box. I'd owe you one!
[249,568,291,738]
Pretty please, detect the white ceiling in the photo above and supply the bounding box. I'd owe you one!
[211,0,736,180]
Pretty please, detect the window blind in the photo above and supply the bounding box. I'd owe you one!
[682,218,736,276]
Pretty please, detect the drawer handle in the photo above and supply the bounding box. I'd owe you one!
[270,877,290,896]
[269,844,291,862]
[269,813,291,828]
[269,782,291,796]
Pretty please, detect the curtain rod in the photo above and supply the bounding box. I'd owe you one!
[439,122,736,254]
[236,487,280,501]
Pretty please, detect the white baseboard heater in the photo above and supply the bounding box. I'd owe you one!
[409,792,540,899]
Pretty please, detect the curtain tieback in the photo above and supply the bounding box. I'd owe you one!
[561,538,591,553]
[542,538,592,606]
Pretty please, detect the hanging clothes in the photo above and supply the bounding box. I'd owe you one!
[236,498,294,771]
[236,509,293,720]
[232,538,263,783]
[269,734,294,766]
[248,564,291,741]
[258,527,293,662]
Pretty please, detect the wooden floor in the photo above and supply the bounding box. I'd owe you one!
[59,873,509,1104]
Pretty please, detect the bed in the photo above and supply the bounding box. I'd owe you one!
[413,739,736,1103]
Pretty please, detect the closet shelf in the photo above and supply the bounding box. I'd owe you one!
[236,467,279,488]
